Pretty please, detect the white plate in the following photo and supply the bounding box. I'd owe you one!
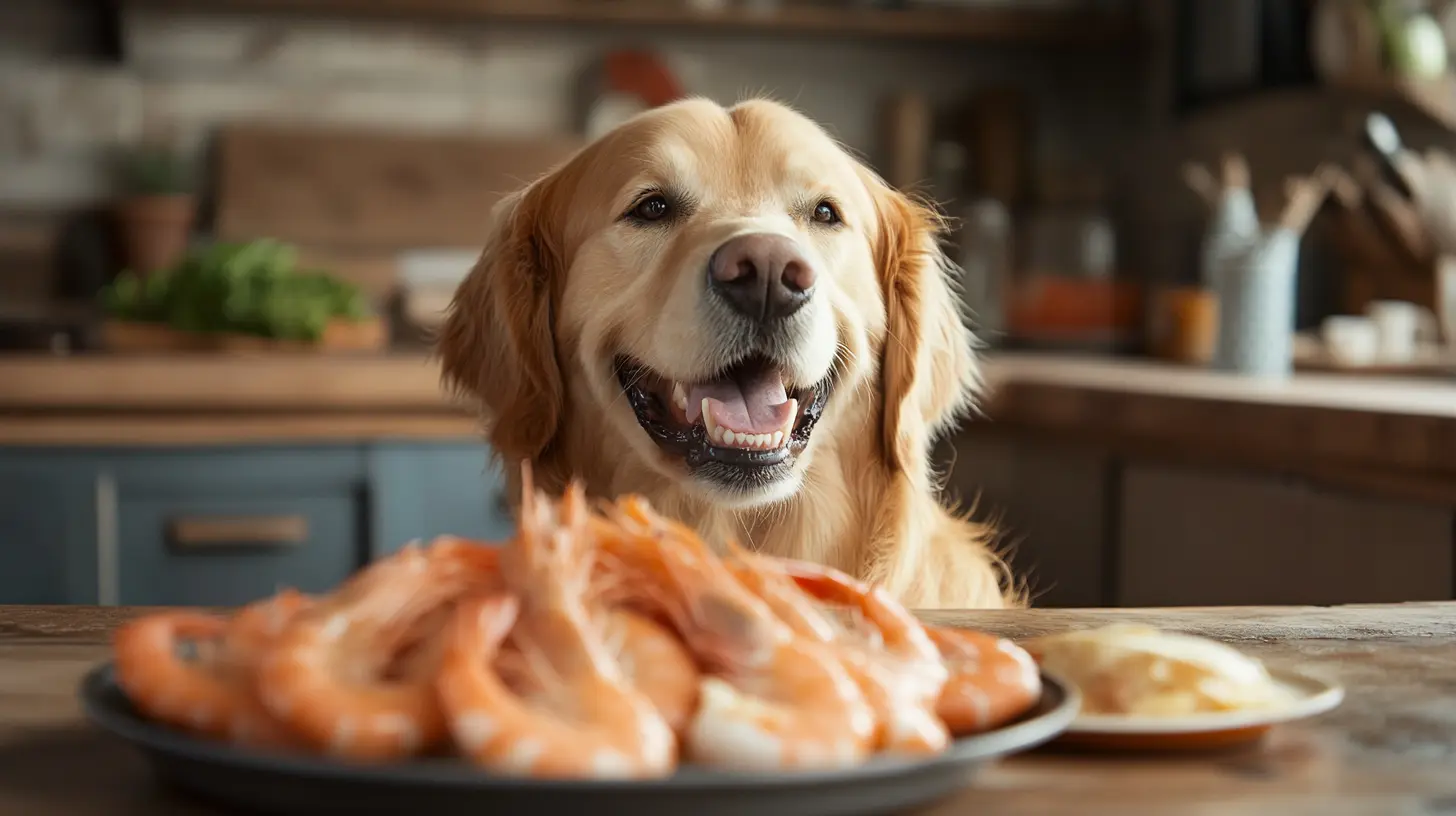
[1051,668,1344,750]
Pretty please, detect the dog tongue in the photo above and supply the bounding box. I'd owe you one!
[685,366,792,433]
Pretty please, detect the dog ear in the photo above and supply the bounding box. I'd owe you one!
[436,175,568,465]
[869,180,980,477]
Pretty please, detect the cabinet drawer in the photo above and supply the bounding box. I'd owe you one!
[117,494,361,607]
[106,446,368,606]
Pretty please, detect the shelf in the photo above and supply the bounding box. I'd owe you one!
[1333,74,1456,133]
[123,0,1141,45]
[1389,75,1456,132]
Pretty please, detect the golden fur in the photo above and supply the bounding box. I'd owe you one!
[437,97,1020,609]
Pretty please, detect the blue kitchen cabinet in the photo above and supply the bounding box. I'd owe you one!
[0,440,508,605]
[0,451,100,604]
[108,446,368,607]
[367,441,514,558]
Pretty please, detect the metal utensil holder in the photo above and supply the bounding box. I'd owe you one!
[1212,227,1301,378]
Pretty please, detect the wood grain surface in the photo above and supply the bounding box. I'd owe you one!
[125,0,1140,45]
[1,603,1453,815]
[5,352,1456,473]
[214,123,581,250]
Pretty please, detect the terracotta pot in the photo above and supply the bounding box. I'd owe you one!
[114,194,196,276]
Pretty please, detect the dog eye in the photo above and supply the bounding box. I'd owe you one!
[630,194,671,223]
[812,200,841,225]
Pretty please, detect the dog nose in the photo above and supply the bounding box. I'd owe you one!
[707,234,816,323]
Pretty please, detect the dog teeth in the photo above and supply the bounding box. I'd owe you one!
[672,383,688,412]
[780,399,799,441]
[702,399,717,442]
[699,397,801,451]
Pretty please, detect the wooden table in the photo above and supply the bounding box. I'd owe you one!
[2,603,1454,815]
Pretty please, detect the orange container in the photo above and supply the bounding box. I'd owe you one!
[1005,277,1142,336]
[1149,286,1219,364]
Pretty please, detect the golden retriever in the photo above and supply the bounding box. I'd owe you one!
[437,97,1018,610]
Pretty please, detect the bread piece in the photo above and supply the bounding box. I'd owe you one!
[1024,624,1296,717]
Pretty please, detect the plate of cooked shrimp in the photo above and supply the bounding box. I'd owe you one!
[80,465,1080,816]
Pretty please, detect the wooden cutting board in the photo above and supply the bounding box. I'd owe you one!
[214,123,583,250]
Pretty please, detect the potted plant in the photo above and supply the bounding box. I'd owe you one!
[112,143,197,278]
[99,239,387,353]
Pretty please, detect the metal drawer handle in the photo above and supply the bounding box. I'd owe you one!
[169,515,309,549]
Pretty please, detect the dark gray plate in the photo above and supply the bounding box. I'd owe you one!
[80,663,1078,816]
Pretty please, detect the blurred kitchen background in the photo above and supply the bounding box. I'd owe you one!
[3,0,1455,610]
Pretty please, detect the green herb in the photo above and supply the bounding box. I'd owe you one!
[114,144,195,197]
[100,239,373,343]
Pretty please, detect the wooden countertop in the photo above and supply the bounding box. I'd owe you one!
[2,351,1456,455]
[0,353,483,444]
[975,353,1456,505]
[985,353,1456,419]
[3,602,1453,814]
[4,351,1454,415]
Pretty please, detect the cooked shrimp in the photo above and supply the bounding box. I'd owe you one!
[599,496,876,772]
[255,537,498,761]
[596,609,700,735]
[437,474,676,779]
[492,609,697,733]
[926,626,1042,735]
[739,555,949,755]
[113,611,298,749]
[222,588,313,672]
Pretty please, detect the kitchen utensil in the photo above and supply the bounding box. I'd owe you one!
[1353,155,1432,265]
[1210,166,1332,378]
[1363,111,1423,199]
[1322,163,1435,309]
[1181,161,1220,206]
[1417,148,1456,251]
[79,663,1079,816]
[1279,164,1337,236]
[1197,153,1261,289]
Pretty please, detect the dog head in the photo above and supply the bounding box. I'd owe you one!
[439,97,977,507]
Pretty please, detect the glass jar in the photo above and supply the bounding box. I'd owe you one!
[958,199,1012,345]
[1004,167,1137,350]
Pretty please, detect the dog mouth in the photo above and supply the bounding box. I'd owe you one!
[614,353,830,479]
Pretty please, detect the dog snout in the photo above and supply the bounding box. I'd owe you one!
[707,234,816,323]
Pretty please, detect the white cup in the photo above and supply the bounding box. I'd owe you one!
[1365,300,1437,362]
[1321,315,1379,367]
[1438,256,1456,348]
